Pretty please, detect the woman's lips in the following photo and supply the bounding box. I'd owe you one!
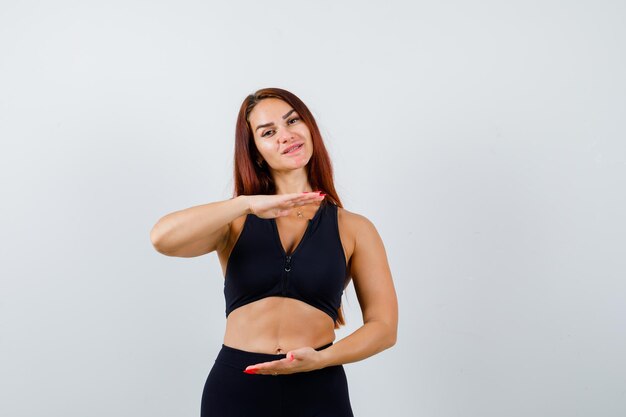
[283,143,303,155]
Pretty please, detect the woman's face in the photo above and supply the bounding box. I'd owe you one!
[248,98,313,173]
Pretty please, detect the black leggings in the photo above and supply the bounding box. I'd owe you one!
[201,342,354,417]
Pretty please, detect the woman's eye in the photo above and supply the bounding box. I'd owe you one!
[261,118,299,137]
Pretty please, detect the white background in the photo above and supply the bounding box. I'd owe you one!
[1,1,625,416]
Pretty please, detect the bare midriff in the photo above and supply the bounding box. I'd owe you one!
[223,296,336,354]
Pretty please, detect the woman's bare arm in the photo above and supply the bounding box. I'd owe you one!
[150,196,250,258]
[318,214,398,367]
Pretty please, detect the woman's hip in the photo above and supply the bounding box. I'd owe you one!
[201,342,353,417]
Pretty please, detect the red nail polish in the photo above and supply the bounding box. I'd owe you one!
[243,368,258,374]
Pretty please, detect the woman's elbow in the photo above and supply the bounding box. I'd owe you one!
[386,328,398,348]
[150,222,170,255]
[376,320,397,349]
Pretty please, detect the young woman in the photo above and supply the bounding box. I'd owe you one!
[150,87,398,416]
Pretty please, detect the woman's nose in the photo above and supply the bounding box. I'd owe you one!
[278,128,295,142]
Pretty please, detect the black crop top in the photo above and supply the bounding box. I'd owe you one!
[223,200,348,322]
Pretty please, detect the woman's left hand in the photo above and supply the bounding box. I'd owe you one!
[243,346,325,375]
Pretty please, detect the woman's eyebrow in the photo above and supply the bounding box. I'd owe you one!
[255,109,296,131]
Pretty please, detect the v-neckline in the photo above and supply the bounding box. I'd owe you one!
[270,201,326,257]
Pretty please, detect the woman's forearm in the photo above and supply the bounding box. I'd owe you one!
[150,195,250,255]
[318,320,397,368]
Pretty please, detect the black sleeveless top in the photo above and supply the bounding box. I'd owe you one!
[223,200,348,323]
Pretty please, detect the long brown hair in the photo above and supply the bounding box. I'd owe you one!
[231,87,349,328]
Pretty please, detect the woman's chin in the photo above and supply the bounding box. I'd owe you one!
[270,163,309,175]
[272,156,311,171]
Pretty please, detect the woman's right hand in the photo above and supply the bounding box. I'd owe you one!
[246,192,325,219]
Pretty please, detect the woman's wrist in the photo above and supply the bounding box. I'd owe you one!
[317,347,334,369]
[235,195,251,215]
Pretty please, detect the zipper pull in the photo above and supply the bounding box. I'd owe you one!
[285,255,292,272]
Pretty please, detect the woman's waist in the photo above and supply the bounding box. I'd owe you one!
[223,300,336,354]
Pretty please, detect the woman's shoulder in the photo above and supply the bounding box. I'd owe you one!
[335,205,384,266]
[336,205,375,228]
[336,205,380,247]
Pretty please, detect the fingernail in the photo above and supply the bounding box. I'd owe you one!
[290,354,294,361]
[243,368,258,374]
[319,193,326,197]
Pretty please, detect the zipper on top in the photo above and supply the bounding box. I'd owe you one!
[284,255,292,272]
[282,255,292,295]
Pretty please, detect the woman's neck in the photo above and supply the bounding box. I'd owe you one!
[271,168,312,195]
